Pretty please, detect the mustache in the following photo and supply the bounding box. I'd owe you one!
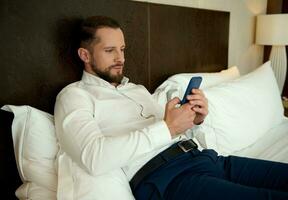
[109,63,124,68]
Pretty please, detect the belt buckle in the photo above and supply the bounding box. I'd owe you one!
[177,139,198,152]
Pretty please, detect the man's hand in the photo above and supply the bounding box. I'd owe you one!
[186,89,208,125]
[164,97,196,137]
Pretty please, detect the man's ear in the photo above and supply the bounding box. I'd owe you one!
[78,48,90,63]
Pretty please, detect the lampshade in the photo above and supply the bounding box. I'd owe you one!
[256,14,288,45]
[255,14,288,93]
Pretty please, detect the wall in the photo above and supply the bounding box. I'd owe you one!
[133,0,268,75]
[0,0,229,113]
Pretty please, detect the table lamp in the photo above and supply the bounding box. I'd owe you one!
[256,14,288,93]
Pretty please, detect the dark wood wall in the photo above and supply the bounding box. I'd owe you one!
[266,0,288,97]
[0,0,229,114]
[148,4,229,90]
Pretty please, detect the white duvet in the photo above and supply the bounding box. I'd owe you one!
[233,117,288,163]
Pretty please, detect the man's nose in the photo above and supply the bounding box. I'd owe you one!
[114,51,125,63]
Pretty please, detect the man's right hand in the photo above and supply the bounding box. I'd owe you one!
[164,97,196,137]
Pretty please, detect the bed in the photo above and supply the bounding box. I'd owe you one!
[0,0,287,199]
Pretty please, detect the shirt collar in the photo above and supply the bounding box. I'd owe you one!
[81,70,129,88]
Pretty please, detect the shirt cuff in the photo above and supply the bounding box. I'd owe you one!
[146,120,172,148]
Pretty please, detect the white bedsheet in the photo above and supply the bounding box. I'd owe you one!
[233,117,288,163]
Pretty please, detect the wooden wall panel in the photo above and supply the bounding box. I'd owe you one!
[0,0,148,113]
[0,110,21,200]
[0,1,229,112]
[149,4,229,91]
[282,0,288,97]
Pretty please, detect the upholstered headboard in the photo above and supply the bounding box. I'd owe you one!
[0,0,229,198]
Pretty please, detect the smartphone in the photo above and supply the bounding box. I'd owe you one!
[180,76,202,105]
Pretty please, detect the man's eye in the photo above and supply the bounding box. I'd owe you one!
[121,48,125,52]
[105,49,113,53]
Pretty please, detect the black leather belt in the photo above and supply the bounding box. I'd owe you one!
[130,139,198,190]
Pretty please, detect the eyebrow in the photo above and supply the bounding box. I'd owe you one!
[103,45,126,49]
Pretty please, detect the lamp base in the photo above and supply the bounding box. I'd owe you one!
[269,45,287,93]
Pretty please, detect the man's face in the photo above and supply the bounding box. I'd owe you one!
[88,27,125,85]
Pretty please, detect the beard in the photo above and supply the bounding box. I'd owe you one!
[91,63,124,84]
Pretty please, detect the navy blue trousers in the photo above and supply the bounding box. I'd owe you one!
[132,149,288,200]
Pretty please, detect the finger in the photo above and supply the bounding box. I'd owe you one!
[189,99,207,107]
[192,106,208,115]
[166,97,181,109]
[192,89,205,95]
[189,96,208,105]
[187,90,207,99]
[187,94,205,101]
[181,103,194,111]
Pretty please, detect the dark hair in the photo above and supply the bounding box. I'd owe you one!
[79,16,121,48]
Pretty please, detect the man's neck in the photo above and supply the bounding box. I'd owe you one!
[111,82,119,87]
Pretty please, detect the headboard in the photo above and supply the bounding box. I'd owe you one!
[0,0,229,198]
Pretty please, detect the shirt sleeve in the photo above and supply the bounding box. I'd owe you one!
[152,82,181,109]
[54,87,172,176]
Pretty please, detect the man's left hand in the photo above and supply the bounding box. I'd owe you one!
[186,89,208,125]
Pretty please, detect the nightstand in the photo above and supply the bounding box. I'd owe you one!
[283,97,288,117]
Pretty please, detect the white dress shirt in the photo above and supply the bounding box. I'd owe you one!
[54,71,184,199]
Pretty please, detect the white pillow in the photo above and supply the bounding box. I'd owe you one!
[1,105,58,199]
[2,105,136,200]
[153,66,240,107]
[193,61,284,155]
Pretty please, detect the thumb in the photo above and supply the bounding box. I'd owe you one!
[166,97,180,110]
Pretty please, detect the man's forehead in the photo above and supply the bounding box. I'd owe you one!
[95,27,125,45]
